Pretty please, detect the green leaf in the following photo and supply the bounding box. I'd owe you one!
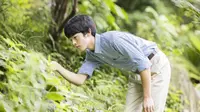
[113,5,128,20]
[190,36,200,52]
[0,101,6,112]
[145,7,159,18]
[189,73,200,81]
[106,14,120,30]
[46,76,61,86]
[45,92,65,101]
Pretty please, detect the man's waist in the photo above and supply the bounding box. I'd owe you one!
[147,48,159,60]
[134,48,160,74]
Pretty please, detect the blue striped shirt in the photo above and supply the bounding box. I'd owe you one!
[78,31,158,78]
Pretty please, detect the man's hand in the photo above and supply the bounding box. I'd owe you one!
[50,61,61,71]
[49,61,87,85]
[143,97,154,112]
[139,68,154,112]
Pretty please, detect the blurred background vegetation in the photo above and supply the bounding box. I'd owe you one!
[0,0,199,111]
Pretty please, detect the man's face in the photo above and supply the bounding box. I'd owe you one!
[70,33,88,52]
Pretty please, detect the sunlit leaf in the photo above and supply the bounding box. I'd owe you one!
[0,102,6,112]
[190,36,200,52]
[45,92,65,101]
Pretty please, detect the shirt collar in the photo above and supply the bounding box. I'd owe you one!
[94,33,102,53]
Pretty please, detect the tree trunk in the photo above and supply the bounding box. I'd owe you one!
[48,0,77,50]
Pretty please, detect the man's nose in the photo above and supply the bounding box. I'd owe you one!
[72,40,76,46]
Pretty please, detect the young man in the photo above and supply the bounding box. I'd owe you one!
[51,15,171,112]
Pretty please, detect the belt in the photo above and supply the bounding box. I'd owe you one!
[148,48,159,60]
[148,53,155,60]
[135,48,159,73]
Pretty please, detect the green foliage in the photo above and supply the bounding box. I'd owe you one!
[190,36,200,52]
[1,0,200,111]
[0,0,50,52]
[0,34,127,111]
[165,86,185,112]
[0,38,50,111]
[79,0,128,32]
[6,0,50,33]
[171,0,200,83]
[172,0,200,18]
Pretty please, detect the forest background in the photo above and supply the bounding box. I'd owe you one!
[0,0,200,112]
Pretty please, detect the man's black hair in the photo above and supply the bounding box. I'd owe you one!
[64,15,96,38]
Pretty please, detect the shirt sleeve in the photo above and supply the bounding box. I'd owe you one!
[78,53,101,79]
[112,36,152,73]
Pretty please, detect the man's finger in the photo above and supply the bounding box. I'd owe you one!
[148,107,151,112]
[151,106,154,112]
[143,106,147,112]
[146,107,149,112]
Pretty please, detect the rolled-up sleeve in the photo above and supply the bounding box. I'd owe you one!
[78,53,101,79]
[112,36,151,73]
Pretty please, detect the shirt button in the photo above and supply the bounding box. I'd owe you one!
[122,68,124,70]
[111,63,114,66]
[102,57,105,59]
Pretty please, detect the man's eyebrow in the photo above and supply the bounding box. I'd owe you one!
[71,35,76,39]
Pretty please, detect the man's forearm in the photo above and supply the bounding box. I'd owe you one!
[57,65,87,86]
[140,68,151,98]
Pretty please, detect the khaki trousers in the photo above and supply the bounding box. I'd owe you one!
[125,51,171,112]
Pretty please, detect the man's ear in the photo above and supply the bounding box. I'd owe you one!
[84,28,92,37]
[87,28,92,36]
